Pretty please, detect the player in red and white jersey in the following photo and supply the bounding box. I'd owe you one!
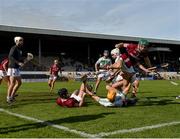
[56,88,75,107]
[115,39,152,71]
[0,58,9,85]
[115,39,152,97]
[48,59,61,92]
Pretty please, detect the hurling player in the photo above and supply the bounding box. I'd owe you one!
[0,58,9,86]
[115,39,152,97]
[48,59,61,92]
[56,74,93,107]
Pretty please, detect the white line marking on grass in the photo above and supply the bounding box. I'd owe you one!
[95,121,180,137]
[1,108,180,138]
[0,108,95,138]
[170,81,179,86]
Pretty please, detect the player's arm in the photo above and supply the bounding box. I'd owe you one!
[80,82,85,92]
[49,66,52,75]
[137,62,151,73]
[2,60,8,72]
[107,59,122,70]
[115,42,129,48]
[95,60,100,72]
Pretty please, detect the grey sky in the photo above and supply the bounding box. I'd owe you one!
[0,0,180,40]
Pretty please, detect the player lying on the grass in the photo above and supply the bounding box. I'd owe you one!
[48,59,61,92]
[89,85,138,107]
[0,58,9,86]
[56,74,93,107]
[94,50,112,94]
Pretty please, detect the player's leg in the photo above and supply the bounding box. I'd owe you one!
[11,76,22,99]
[132,79,139,97]
[98,97,114,107]
[48,78,52,88]
[90,94,113,107]
[119,72,135,97]
[91,95,100,101]
[111,81,123,90]
[106,74,123,89]
[50,76,57,92]
[78,91,86,107]
[72,90,79,95]
[111,79,130,100]
[94,76,102,93]
[7,76,16,103]
[50,80,55,92]
[129,74,139,97]
[3,76,10,87]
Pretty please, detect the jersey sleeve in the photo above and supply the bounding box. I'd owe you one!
[95,58,101,65]
[56,97,63,106]
[49,66,53,74]
[8,47,17,62]
[3,59,9,71]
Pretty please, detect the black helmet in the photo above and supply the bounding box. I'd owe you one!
[58,88,68,98]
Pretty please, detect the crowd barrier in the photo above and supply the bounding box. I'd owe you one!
[20,71,180,82]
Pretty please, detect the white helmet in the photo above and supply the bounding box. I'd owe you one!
[111,48,120,56]
[14,36,23,43]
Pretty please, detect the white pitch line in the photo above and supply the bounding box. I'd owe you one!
[95,121,180,137]
[1,108,180,138]
[0,108,95,138]
[170,81,179,86]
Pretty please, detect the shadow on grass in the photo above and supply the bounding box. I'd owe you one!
[24,92,58,97]
[137,96,180,106]
[1,95,95,110]
[0,112,115,134]
[1,98,57,109]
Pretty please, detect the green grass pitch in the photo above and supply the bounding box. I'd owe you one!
[0,80,180,138]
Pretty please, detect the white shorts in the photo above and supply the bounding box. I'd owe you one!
[0,70,7,78]
[112,74,123,83]
[49,75,57,80]
[70,94,82,102]
[98,98,114,107]
[116,72,136,84]
[7,68,20,77]
[98,91,124,107]
[97,71,111,80]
